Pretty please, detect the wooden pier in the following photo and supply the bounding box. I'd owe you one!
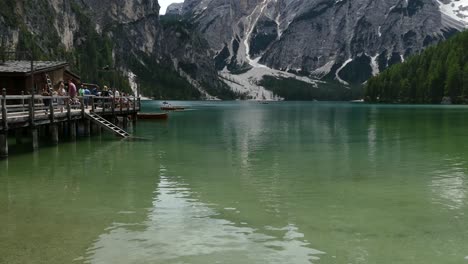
[0,88,141,158]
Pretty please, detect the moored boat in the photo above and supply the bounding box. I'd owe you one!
[137,113,169,120]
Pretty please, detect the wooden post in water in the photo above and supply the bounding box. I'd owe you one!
[0,131,7,159]
[1,88,7,131]
[91,96,95,112]
[122,116,128,130]
[80,97,85,118]
[66,98,71,121]
[111,95,116,123]
[119,94,123,113]
[69,121,76,140]
[28,89,38,151]
[0,88,7,158]
[49,94,55,123]
[28,97,34,126]
[49,93,58,145]
[15,129,23,145]
[31,127,38,151]
[91,123,101,136]
[132,96,137,126]
[29,53,36,127]
[21,91,25,112]
[50,124,59,145]
[83,119,91,137]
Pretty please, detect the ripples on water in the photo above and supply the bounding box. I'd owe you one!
[84,164,323,264]
[2,102,468,264]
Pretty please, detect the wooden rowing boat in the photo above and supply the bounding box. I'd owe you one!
[137,113,169,120]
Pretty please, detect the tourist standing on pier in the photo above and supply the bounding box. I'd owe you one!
[57,81,66,112]
[102,86,110,97]
[84,86,91,108]
[68,79,77,98]
[68,79,78,106]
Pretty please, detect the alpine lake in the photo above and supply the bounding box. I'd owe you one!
[1,101,468,264]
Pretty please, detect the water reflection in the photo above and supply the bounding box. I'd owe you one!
[431,157,467,210]
[4,102,468,263]
[85,166,323,263]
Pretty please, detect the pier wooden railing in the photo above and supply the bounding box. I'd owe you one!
[0,89,141,130]
[88,95,140,115]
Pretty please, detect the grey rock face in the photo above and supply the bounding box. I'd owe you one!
[182,0,468,84]
[0,0,226,98]
[166,3,184,15]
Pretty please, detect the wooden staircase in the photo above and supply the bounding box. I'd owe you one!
[85,112,131,138]
[45,74,53,91]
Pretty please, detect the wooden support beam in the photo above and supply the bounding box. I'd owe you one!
[49,95,55,123]
[119,94,123,113]
[80,97,85,119]
[91,123,101,136]
[122,116,128,130]
[15,128,23,144]
[21,91,25,112]
[2,88,8,131]
[91,96,95,112]
[111,96,116,123]
[132,113,137,126]
[31,127,38,151]
[30,92,35,126]
[69,121,76,141]
[50,124,59,145]
[83,119,91,137]
[67,100,71,121]
[0,131,8,159]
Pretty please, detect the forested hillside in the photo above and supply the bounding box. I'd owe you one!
[365,31,468,104]
[0,0,231,100]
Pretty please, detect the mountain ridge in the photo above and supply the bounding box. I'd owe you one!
[177,0,468,99]
[1,0,467,100]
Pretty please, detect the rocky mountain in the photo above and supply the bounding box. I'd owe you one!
[166,3,184,16]
[177,0,468,99]
[1,0,467,100]
[0,0,231,99]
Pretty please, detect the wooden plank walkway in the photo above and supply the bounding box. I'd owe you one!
[0,90,141,130]
[0,88,142,158]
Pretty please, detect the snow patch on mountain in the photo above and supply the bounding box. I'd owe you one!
[220,63,321,101]
[438,0,468,28]
[216,0,322,100]
[335,59,353,85]
[127,71,151,100]
[312,60,335,78]
[243,0,276,66]
[370,55,380,76]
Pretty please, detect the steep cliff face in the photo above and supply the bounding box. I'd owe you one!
[181,0,468,92]
[0,0,228,99]
[2,0,467,100]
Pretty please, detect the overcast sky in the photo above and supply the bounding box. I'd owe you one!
[159,0,184,14]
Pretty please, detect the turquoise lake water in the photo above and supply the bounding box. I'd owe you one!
[1,101,468,263]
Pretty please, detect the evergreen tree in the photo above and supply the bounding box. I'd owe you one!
[445,63,462,100]
[365,30,468,104]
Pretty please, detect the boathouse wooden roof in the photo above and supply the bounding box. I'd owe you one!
[64,69,81,80]
[0,61,69,76]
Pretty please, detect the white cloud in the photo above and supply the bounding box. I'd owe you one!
[159,0,184,14]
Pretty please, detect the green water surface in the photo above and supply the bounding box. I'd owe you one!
[1,101,468,264]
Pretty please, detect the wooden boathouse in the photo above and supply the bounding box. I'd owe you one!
[0,61,141,159]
